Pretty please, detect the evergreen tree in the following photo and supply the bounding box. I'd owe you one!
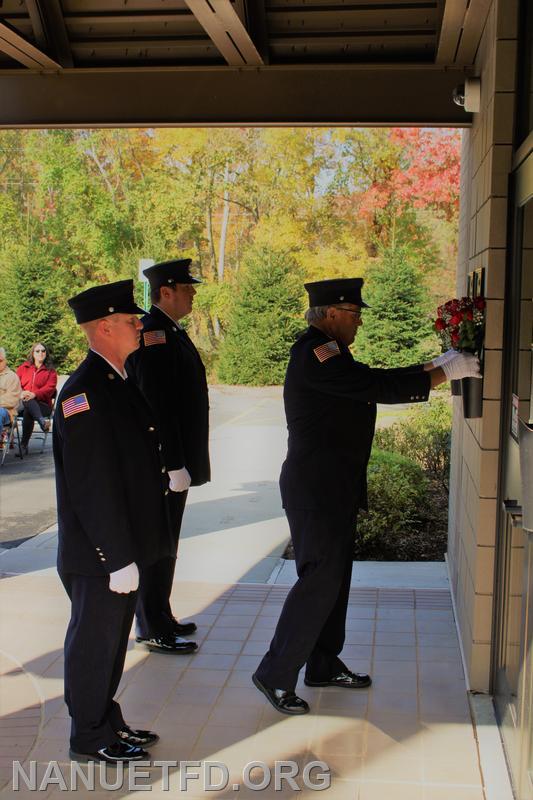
[217,246,304,385]
[0,243,71,368]
[354,243,434,368]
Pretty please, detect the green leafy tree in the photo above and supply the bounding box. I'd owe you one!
[0,243,71,368]
[354,242,434,368]
[217,246,304,385]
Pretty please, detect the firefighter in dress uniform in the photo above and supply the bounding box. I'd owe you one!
[54,280,175,764]
[127,259,210,654]
[252,277,481,714]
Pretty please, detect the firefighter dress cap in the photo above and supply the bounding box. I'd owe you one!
[67,279,146,324]
[304,278,369,308]
[143,258,202,290]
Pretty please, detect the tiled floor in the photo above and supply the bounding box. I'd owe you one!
[0,578,486,799]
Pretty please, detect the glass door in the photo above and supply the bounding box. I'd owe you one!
[493,149,533,800]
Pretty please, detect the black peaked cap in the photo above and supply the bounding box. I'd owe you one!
[68,279,146,324]
[143,258,202,290]
[304,278,369,308]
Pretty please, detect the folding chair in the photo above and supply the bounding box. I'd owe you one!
[0,416,22,466]
[14,393,56,456]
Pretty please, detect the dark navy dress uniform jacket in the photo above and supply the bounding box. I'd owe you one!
[279,326,431,514]
[127,305,210,486]
[53,350,174,576]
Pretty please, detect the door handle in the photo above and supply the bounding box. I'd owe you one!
[503,499,523,527]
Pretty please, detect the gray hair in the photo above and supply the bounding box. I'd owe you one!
[0,347,6,359]
[304,305,331,325]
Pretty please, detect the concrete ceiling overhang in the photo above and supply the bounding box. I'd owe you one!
[0,0,489,128]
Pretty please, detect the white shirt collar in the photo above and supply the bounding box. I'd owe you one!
[90,349,127,380]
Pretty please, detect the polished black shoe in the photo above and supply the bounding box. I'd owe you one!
[252,673,310,715]
[69,741,149,765]
[304,670,372,689]
[171,618,197,637]
[136,634,198,654]
[117,725,159,748]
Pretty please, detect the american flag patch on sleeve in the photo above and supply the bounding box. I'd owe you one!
[144,330,166,347]
[313,340,341,363]
[62,393,90,418]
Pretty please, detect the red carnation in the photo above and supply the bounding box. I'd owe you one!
[474,297,486,310]
[451,331,460,345]
[465,310,474,321]
[435,318,446,331]
[450,314,462,326]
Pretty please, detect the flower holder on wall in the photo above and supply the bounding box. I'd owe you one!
[450,380,462,396]
[461,375,483,418]
[434,290,485,415]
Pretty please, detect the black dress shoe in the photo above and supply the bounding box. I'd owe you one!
[304,670,372,689]
[69,741,149,765]
[117,725,160,748]
[172,619,197,636]
[252,673,310,715]
[136,634,198,654]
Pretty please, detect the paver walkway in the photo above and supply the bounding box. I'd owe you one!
[0,387,489,798]
[0,572,485,799]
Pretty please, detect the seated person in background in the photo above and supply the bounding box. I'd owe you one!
[16,342,57,454]
[0,347,22,446]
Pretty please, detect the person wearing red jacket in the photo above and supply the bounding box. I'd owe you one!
[16,342,57,453]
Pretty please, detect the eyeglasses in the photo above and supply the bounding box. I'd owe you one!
[335,307,363,320]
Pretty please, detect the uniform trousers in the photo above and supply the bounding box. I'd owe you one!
[59,571,137,753]
[256,507,356,691]
[19,399,52,446]
[135,490,188,638]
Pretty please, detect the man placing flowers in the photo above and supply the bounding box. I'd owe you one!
[252,277,481,716]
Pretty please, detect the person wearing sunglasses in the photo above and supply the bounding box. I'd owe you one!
[252,277,481,715]
[16,342,57,454]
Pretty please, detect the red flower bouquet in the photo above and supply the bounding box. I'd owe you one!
[435,296,485,354]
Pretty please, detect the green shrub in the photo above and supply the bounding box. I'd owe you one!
[217,245,304,385]
[354,448,448,561]
[374,397,452,489]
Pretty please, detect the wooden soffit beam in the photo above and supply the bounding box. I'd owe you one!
[0,20,62,70]
[436,0,491,65]
[25,0,74,68]
[0,66,472,128]
[184,0,263,66]
[455,0,492,64]
[436,0,467,64]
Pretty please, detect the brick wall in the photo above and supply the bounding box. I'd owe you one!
[447,0,519,691]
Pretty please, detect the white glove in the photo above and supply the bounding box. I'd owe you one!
[109,562,139,594]
[432,348,457,367]
[442,352,481,381]
[168,467,191,492]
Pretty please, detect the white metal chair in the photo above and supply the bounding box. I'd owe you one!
[15,395,56,457]
[0,416,23,466]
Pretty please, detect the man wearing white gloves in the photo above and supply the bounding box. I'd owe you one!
[54,281,175,764]
[127,259,210,654]
[253,278,481,715]
[432,347,481,381]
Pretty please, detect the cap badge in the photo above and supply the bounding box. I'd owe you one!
[108,306,114,312]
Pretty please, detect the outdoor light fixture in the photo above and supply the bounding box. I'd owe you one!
[452,78,481,113]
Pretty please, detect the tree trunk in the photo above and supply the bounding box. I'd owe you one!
[218,163,230,283]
